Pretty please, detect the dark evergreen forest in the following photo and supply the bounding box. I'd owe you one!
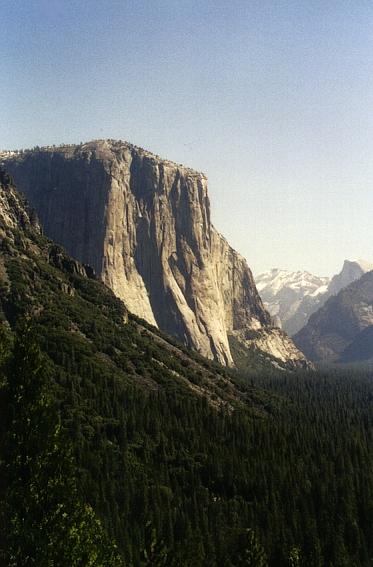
[0,168,372,565]
[1,319,373,566]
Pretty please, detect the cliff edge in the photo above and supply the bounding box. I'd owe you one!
[1,140,308,368]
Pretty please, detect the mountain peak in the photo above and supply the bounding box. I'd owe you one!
[256,259,373,337]
[294,269,373,364]
[255,269,330,336]
[1,139,207,180]
[343,258,373,272]
[2,144,308,370]
[328,258,373,296]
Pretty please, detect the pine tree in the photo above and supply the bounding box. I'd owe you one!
[140,521,170,566]
[0,320,124,566]
[236,528,268,567]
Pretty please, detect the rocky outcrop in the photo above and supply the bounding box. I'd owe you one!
[256,260,373,337]
[0,169,39,232]
[231,327,311,370]
[1,140,308,368]
[293,271,373,364]
[0,169,97,289]
[327,259,373,296]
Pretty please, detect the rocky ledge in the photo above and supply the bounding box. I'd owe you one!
[1,140,309,369]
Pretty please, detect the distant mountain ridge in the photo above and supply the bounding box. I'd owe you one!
[256,269,329,335]
[2,169,372,566]
[328,259,373,296]
[256,259,373,336]
[1,139,308,370]
[293,270,373,364]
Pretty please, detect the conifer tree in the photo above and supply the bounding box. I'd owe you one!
[236,528,268,567]
[0,320,123,566]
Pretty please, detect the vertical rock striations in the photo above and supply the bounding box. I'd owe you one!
[1,140,308,368]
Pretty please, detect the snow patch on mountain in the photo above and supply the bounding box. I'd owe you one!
[256,259,373,336]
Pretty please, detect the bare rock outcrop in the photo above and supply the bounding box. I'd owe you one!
[294,271,373,364]
[1,140,308,368]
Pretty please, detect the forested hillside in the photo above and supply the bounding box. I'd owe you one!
[2,324,373,566]
[0,169,373,566]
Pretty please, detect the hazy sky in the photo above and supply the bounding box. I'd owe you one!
[2,1,373,277]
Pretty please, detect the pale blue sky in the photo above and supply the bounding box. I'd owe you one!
[2,0,373,276]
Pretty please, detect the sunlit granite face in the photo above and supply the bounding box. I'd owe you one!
[2,140,309,368]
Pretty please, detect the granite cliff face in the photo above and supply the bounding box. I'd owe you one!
[1,140,308,368]
[327,259,373,296]
[294,271,373,364]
